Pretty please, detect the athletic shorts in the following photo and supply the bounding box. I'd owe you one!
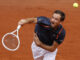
[31,41,58,60]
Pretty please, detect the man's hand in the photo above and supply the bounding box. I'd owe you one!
[34,33,42,46]
[18,19,27,26]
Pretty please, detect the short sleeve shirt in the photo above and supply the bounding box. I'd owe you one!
[35,16,66,46]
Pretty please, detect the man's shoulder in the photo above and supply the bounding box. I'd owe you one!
[37,16,51,26]
[55,25,66,44]
[59,24,66,34]
[57,24,66,37]
[61,26,66,35]
[37,16,49,20]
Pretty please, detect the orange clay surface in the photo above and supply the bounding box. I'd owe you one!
[0,0,80,60]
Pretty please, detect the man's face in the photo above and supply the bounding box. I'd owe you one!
[50,13,61,28]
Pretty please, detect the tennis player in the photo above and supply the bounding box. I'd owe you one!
[18,10,66,60]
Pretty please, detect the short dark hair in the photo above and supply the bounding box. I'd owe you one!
[54,10,65,21]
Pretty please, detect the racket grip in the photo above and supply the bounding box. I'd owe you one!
[17,25,21,30]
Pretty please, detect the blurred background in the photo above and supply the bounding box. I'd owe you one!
[0,0,80,60]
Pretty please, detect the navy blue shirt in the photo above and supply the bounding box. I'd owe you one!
[35,16,66,46]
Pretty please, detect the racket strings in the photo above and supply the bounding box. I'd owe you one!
[3,34,18,49]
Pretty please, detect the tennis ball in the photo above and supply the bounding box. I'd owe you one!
[73,3,79,8]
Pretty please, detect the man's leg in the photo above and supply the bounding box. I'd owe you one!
[43,49,58,60]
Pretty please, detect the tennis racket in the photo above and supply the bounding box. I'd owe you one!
[2,25,21,51]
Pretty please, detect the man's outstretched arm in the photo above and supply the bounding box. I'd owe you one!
[18,18,37,25]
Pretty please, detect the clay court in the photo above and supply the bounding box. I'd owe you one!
[0,0,80,60]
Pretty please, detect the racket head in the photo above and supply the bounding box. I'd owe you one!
[2,33,20,51]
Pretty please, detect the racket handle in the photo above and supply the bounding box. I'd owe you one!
[17,25,21,30]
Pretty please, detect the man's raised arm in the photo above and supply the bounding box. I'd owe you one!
[18,18,37,26]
